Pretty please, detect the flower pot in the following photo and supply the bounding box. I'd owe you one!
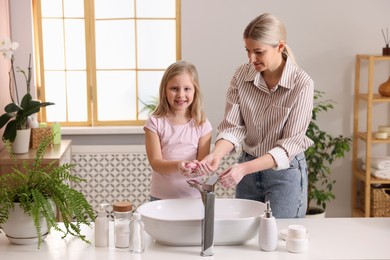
[11,128,31,154]
[305,207,326,218]
[1,203,50,245]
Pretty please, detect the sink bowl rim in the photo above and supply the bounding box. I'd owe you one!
[137,198,263,221]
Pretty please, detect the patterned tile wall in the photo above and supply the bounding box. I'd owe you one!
[71,146,239,216]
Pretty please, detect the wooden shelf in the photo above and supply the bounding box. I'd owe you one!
[356,54,390,61]
[358,93,390,102]
[352,208,365,217]
[353,169,390,184]
[357,132,390,143]
[352,55,390,218]
[0,140,72,175]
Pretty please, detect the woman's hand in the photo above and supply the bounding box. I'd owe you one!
[219,164,245,188]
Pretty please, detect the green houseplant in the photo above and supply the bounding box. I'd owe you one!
[139,96,158,116]
[0,135,95,248]
[305,90,352,215]
[0,38,54,143]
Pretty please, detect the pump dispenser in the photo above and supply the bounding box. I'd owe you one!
[95,203,109,247]
[259,200,278,251]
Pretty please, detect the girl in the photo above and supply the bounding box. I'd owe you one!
[144,60,212,200]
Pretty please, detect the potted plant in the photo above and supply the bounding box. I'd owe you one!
[0,135,95,248]
[0,38,54,144]
[305,90,352,216]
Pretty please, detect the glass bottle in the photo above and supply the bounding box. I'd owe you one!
[113,201,132,248]
[129,212,145,253]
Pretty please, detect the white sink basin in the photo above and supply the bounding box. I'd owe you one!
[137,198,265,246]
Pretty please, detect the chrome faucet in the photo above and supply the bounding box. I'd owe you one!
[187,174,219,257]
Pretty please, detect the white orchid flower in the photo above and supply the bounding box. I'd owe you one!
[0,37,19,59]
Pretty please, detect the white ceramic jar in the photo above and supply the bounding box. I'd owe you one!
[285,224,308,253]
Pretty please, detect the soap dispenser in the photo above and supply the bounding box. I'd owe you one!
[259,200,278,251]
[95,203,109,247]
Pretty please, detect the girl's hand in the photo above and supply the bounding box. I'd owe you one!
[219,164,245,188]
[178,161,205,177]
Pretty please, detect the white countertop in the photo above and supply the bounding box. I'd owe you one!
[1,218,389,260]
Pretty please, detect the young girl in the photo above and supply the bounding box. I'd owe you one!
[144,60,212,200]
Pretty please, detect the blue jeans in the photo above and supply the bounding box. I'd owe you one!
[235,152,308,218]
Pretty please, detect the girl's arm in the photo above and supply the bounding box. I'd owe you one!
[145,128,189,174]
[196,132,212,161]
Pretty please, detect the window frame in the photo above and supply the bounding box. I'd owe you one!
[32,0,181,127]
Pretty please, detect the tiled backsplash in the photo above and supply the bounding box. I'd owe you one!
[70,145,238,213]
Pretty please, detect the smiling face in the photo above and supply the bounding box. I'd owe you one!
[244,38,284,72]
[165,72,195,114]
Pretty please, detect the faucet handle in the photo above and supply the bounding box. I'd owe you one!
[204,174,220,186]
[202,174,220,192]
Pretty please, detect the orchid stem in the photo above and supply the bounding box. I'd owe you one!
[10,57,19,104]
[27,54,31,94]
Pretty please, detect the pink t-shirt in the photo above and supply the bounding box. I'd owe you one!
[144,115,213,199]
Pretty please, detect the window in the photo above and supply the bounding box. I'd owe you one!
[33,0,180,126]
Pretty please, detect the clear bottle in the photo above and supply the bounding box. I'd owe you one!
[259,200,278,251]
[113,201,132,248]
[95,203,109,247]
[129,212,145,253]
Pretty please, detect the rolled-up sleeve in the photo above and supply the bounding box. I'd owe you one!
[216,68,247,153]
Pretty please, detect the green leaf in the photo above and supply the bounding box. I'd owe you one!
[0,113,13,129]
[4,102,22,113]
[3,120,17,142]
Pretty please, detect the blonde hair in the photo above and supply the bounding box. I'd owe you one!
[153,60,206,126]
[243,13,297,65]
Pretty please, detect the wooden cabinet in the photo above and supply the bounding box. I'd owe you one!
[352,55,390,217]
[0,140,72,175]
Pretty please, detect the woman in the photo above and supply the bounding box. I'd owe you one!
[201,13,314,218]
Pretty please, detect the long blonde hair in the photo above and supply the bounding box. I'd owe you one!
[153,60,206,126]
[243,13,297,65]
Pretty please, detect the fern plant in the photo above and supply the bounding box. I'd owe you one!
[0,136,95,248]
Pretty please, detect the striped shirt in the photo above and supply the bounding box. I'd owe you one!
[216,56,314,170]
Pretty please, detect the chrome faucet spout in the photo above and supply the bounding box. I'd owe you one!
[201,191,215,257]
[187,174,220,257]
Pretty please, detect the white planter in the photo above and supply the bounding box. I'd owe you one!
[305,207,326,218]
[11,128,31,154]
[1,203,49,245]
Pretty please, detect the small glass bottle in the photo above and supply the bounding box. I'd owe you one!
[95,203,109,247]
[113,201,132,248]
[129,212,145,253]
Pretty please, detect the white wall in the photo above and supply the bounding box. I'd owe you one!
[9,0,34,98]
[0,0,11,151]
[9,0,390,217]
